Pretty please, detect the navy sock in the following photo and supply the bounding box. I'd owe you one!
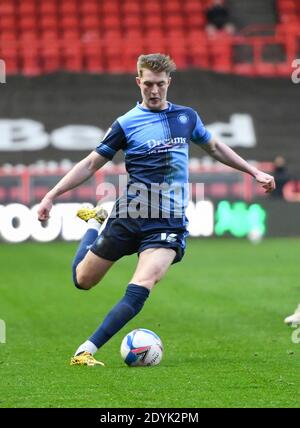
[72,228,98,288]
[89,284,150,349]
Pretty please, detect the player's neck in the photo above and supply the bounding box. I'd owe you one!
[141,101,169,111]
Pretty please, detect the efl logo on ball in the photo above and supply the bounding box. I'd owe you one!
[120,328,163,367]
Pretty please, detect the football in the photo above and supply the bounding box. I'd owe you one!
[120,328,163,367]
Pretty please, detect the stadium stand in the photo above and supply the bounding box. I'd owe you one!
[0,0,299,77]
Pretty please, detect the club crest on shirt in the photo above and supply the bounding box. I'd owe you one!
[177,114,189,124]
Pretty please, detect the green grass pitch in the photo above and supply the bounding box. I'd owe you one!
[0,238,300,408]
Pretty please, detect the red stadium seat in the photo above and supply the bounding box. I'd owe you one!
[143,2,161,15]
[102,2,121,16]
[60,16,80,31]
[164,15,184,30]
[81,16,101,32]
[84,42,104,73]
[122,2,141,15]
[185,1,203,15]
[19,16,37,32]
[63,42,83,72]
[185,14,205,29]
[41,30,59,42]
[123,15,141,31]
[0,16,16,32]
[103,16,122,31]
[20,45,41,76]
[18,3,36,17]
[58,0,78,15]
[39,1,57,16]
[162,1,182,15]
[62,29,80,41]
[40,16,58,32]
[80,2,100,16]
[143,15,163,30]
[0,31,17,43]
[41,44,61,73]
[0,3,15,16]
[0,45,18,74]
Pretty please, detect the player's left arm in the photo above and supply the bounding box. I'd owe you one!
[201,138,276,193]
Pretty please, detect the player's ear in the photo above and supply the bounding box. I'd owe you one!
[136,77,141,87]
[168,77,172,86]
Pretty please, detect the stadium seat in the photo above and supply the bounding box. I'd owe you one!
[0,3,15,16]
[39,2,57,16]
[122,2,141,15]
[102,2,121,16]
[63,43,83,72]
[19,16,38,32]
[165,15,184,30]
[41,45,61,73]
[84,42,104,73]
[81,16,101,32]
[18,3,36,17]
[59,0,78,14]
[143,2,161,15]
[123,15,141,31]
[103,16,122,31]
[144,15,164,30]
[0,16,16,32]
[0,46,18,74]
[185,14,205,29]
[80,2,100,16]
[163,1,182,15]
[40,16,58,32]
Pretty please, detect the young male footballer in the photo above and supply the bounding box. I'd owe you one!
[38,54,276,366]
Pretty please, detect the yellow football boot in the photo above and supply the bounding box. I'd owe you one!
[70,351,105,367]
[76,206,108,224]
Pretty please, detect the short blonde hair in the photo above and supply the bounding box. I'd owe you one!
[137,53,176,77]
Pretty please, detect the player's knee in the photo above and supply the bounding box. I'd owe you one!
[133,270,163,289]
[75,271,96,290]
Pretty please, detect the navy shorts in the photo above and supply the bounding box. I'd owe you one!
[90,217,188,264]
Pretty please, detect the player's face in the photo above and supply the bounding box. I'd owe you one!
[136,69,171,111]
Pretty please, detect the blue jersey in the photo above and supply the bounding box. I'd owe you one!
[95,102,211,220]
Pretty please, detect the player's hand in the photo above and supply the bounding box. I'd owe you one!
[37,196,53,222]
[254,170,276,193]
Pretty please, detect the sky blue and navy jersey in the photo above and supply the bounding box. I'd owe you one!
[95,102,211,219]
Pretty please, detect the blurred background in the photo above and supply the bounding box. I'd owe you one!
[0,0,299,243]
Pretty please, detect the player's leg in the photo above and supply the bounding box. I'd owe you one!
[75,251,114,290]
[129,247,176,289]
[72,205,111,290]
[71,248,175,366]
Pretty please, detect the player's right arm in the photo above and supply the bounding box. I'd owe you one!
[37,151,108,221]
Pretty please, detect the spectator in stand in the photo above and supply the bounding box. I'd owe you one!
[271,156,290,199]
[205,0,235,36]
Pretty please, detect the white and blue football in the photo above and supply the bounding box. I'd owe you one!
[120,328,163,367]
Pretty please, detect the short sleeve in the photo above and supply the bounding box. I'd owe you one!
[95,120,127,160]
[190,111,212,145]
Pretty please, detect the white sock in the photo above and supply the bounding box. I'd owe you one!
[87,218,100,231]
[75,340,98,356]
